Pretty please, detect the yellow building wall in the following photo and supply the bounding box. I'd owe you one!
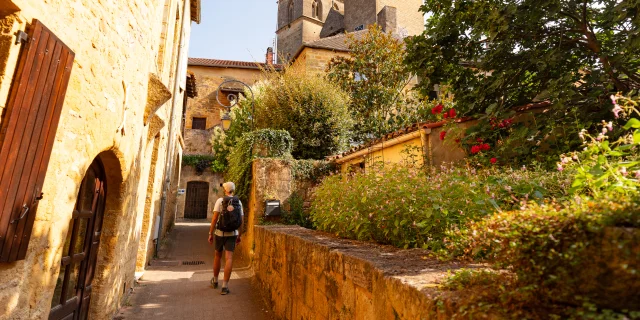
[340,135,425,173]
[0,0,193,319]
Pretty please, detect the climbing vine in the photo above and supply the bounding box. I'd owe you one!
[225,129,293,203]
[181,155,225,174]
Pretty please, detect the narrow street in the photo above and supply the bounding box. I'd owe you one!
[115,222,272,320]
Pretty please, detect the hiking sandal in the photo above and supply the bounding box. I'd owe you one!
[220,287,230,295]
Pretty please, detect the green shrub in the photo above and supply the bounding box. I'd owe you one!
[281,193,314,229]
[445,194,640,310]
[225,129,293,203]
[253,66,353,159]
[209,104,253,172]
[181,155,225,174]
[310,165,569,250]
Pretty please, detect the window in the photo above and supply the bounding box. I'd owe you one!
[312,0,322,19]
[192,117,206,130]
[288,0,294,23]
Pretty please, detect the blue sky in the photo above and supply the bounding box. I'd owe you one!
[188,1,278,62]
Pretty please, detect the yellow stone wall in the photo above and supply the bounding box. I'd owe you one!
[0,0,194,319]
[339,134,427,173]
[293,47,351,74]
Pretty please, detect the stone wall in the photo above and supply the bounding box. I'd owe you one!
[294,47,351,74]
[0,0,193,319]
[176,166,224,221]
[252,225,468,320]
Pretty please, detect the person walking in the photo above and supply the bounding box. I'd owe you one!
[208,182,243,295]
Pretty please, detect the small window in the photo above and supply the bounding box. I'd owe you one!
[312,0,322,19]
[192,117,206,130]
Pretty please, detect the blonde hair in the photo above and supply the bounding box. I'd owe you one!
[222,182,236,194]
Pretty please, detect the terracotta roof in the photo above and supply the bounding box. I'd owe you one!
[329,101,552,160]
[188,58,283,71]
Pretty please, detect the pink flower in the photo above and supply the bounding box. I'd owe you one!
[606,122,613,132]
[620,167,628,176]
[557,163,564,172]
[613,104,623,119]
[490,158,497,164]
[634,170,640,179]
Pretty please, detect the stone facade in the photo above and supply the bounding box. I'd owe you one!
[276,0,422,63]
[179,62,275,223]
[0,0,199,319]
[293,46,351,73]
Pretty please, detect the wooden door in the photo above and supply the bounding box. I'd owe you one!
[49,159,106,320]
[184,181,208,219]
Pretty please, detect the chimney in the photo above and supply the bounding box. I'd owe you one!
[377,6,397,34]
[266,47,274,65]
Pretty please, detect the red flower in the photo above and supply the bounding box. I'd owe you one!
[455,138,461,143]
[448,109,456,118]
[443,112,449,119]
[481,143,491,151]
[471,145,481,154]
[440,131,447,140]
[490,158,497,164]
[476,138,484,143]
[431,104,444,114]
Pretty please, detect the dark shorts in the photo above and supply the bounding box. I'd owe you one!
[214,235,237,252]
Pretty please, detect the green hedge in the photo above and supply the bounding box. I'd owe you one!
[310,165,570,250]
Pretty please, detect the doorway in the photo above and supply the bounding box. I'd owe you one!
[49,158,106,320]
[184,181,208,219]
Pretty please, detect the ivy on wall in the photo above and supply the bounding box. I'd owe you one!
[182,154,225,175]
[225,129,294,202]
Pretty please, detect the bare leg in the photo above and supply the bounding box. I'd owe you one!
[223,250,233,284]
[213,250,222,280]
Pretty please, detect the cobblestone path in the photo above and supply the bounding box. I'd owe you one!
[115,221,273,320]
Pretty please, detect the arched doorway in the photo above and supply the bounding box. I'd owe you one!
[184,181,208,219]
[49,158,106,320]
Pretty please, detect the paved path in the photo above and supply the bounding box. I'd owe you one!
[115,221,273,320]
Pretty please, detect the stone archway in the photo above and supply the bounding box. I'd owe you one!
[83,149,127,320]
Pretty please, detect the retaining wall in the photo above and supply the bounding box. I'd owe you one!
[252,225,473,320]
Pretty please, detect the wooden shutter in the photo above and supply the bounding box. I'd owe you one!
[0,20,74,262]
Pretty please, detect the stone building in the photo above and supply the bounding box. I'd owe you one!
[276,0,423,63]
[0,0,200,319]
[177,54,281,221]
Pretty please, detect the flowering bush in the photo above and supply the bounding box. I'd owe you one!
[310,165,569,249]
[558,93,640,197]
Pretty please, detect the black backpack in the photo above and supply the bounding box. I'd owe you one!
[217,196,242,232]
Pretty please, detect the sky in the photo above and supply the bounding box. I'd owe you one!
[188,1,279,62]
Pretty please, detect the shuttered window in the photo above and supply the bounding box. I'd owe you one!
[0,19,74,263]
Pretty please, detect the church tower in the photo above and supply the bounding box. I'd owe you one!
[276,0,343,63]
[275,0,423,64]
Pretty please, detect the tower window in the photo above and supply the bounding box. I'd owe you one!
[312,0,322,19]
[288,0,294,23]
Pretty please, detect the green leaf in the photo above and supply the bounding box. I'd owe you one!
[634,129,640,144]
[624,118,640,130]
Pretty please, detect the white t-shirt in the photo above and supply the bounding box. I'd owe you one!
[213,197,244,237]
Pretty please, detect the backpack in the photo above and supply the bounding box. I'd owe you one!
[217,196,242,232]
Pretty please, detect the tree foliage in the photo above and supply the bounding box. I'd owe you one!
[253,67,352,159]
[405,0,640,164]
[327,25,416,142]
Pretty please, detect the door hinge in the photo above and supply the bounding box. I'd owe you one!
[15,30,28,45]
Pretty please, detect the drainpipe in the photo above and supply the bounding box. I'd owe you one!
[156,0,189,257]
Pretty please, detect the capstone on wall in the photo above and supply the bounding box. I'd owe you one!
[0,0,192,319]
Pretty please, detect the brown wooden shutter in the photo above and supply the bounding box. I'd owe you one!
[0,19,74,262]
